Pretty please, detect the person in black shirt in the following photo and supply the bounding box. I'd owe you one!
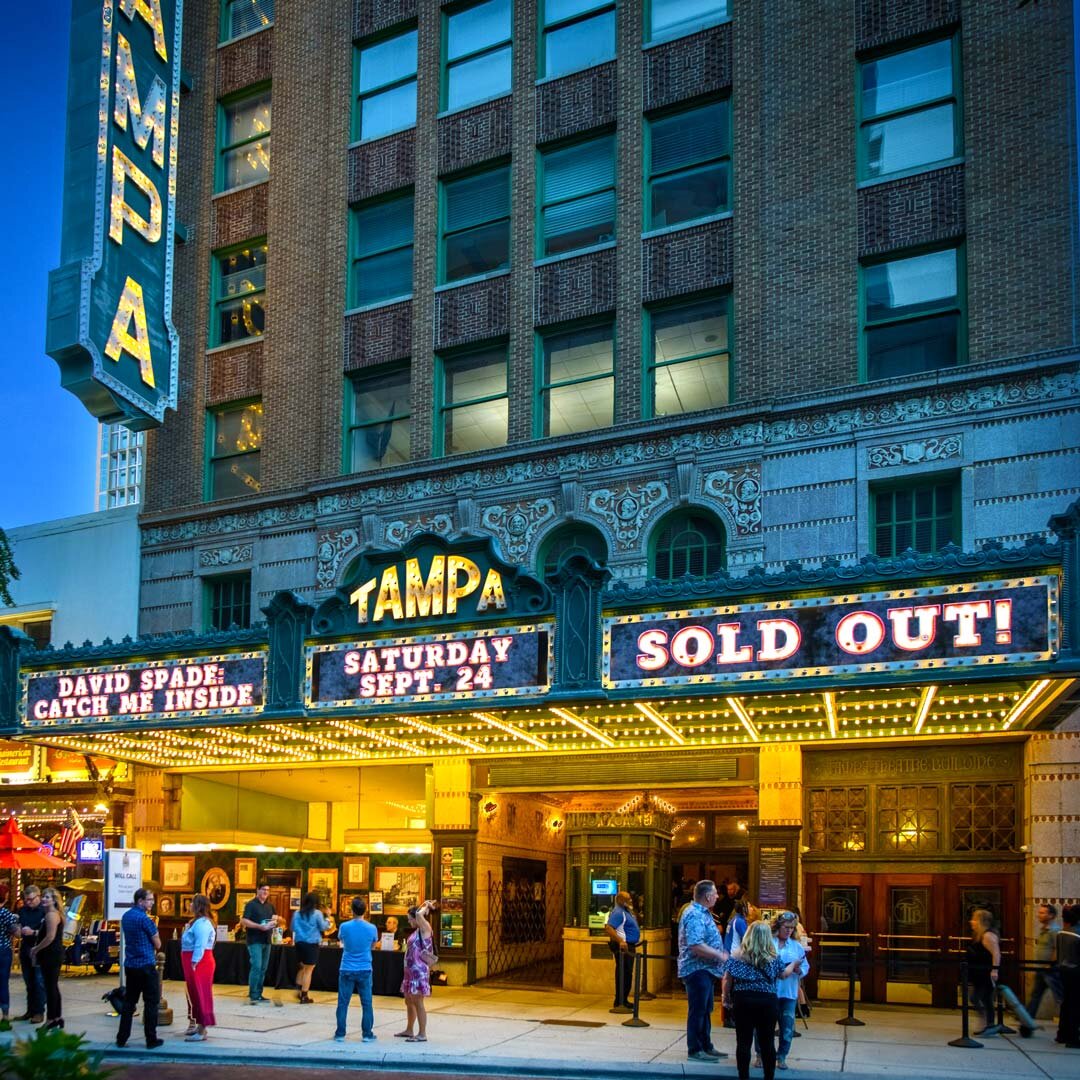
[1058,904,1080,1048]
[240,883,279,1004]
[715,880,744,932]
[14,887,44,1023]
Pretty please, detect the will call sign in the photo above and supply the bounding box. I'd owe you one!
[603,577,1057,690]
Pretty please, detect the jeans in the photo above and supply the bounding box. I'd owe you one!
[684,969,716,1055]
[735,990,778,1080]
[247,942,271,1001]
[117,964,159,1045]
[1027,968,1062,1018]
[775,996,797,1056]
[335,969,374,1038]
[19,948,44,1016]
[0,951,11,1014]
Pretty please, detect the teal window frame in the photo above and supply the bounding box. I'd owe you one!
[210,238,268,348]
[438,164,512,284]
[533,319,616,439]
[441,0,513,113]
[539,0,616,80]
[216,85,272,193]
[649,509,726,580]
[537,133,617,259]
[352,25,418,143]
[349,191,414,309]
[434,344,509,457]
[345,364,412,474]
[204,572,252,631]
[857,35,961,183]
[870,475,960,557]
[645,0,729,44]
[537,522,608,577]
[643,293,732,419]
[205,398,263,502]
[645,98,731,231]
[220,0,273,42]
[859,243,966,382]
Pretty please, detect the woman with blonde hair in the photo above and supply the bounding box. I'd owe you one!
[722,920,801,1080]
[181,894,217,1041]
[967,908,1001,1036]
[29,888,65,1031]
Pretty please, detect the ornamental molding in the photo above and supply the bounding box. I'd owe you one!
[703,462,762,537]
[384,513,454,547]
[480,499,557,562]
[144,502,314,546]
[867,434,963,469]
[587,481,669,551]
[198,544,253,568]
[315,528,361,591]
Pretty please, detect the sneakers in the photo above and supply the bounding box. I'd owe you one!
[184,1032,206,1042]
[333,1033,345,1042]
[687,1050,720,1062]
[974,1024,1001,1037]
[362,1034,377,1042]
[777,1057,788,1070]
[752,1055,763,1068]
[146,1038,164,1050]
[702,1048,725,1058]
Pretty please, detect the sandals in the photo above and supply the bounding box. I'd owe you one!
[393,1031,413,1038]
[406,1035,428,1042]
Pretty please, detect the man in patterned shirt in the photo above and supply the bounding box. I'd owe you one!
[678,879,729,1063]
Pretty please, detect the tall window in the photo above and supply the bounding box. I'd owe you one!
[351,194,413,308]
[647,0,728,42]
[862,246,963,381]
[537,323,614,437]
[647,100,730,229]
[872,477,959,556]
[208,401,263,500]
[541,1,615,80]
[443,0,512,112]
[440,167,511,283]
[539,135,615,257]
[437,347,508,456]
[218,89,271,191]
[652,510,725,579]
[206,574,252,631]
[859,37,959,180]
[355,28,417,141]
[221,0,273,41]
[212,241,267,346]
[647,296,730,417]
[538,523,608,577]
[348,366,411,472]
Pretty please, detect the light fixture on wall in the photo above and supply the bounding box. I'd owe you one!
[736,819,748,832]
[480,798,499,822]
[548,816,564,833]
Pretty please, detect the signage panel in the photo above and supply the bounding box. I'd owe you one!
[46,0,183,427]
[105,848,143,919]
[20,651,266,728]
[604,576,1057,690]
[307,623,552,708]
[79,838,105,863]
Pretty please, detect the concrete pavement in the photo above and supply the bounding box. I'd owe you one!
[3,973,1077,1080]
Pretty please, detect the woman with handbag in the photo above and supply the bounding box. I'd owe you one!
[397,899,437,1043]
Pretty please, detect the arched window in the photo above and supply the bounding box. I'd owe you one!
[651,510,725,580]
[537,523,608,579]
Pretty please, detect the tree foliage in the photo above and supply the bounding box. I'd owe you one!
[0,528,18,608]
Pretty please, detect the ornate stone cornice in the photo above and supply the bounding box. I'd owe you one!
[21,625,268,665]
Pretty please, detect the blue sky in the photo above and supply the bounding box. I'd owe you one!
[0,2,98,530]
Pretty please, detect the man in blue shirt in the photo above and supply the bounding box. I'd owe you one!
[335,895,379,1042]
[678,879,728,1063]
[116,888,163,1049]
[605,891,641,1010]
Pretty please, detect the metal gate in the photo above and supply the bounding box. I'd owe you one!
[485,872,564,986]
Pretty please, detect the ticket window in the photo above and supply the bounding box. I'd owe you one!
[588,869,620,934]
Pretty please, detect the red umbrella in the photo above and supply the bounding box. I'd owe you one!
[0,817,72,869]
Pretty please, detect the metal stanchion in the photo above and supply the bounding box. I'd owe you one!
[638,943,656,1001]
[609,948,633,1015]
[948,957,983,1048]
[835,946,865,1027]
[994,984,1016,1035]
[621,949,650,1029]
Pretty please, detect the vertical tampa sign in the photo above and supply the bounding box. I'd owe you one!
[46,0,182,428]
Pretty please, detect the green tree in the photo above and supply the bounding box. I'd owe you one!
[0,528,18,608]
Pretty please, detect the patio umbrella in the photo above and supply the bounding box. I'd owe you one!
[0,817,72,869]
[60,878,105,893]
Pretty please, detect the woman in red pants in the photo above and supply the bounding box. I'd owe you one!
[181,894,217,1041]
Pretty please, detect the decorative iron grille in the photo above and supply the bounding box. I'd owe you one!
[485,873,564,985]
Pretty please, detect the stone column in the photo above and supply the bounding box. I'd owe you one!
[757,746,804,909]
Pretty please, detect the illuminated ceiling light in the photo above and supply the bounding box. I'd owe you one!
[911,685,938,735]
[822,692,838,739]
[398,716,486,753]
[1001,679,1054,730]
[263,724,361,757]
[550,707,615,748]
[324,720,425,756]
[634,702,686,745]
[472,711,547,750]
[725,697,760,741]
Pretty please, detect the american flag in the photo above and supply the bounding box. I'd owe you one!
[55,807,84,862]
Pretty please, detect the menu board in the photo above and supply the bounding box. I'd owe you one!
[758,846,788,907]
[439,845,466,950]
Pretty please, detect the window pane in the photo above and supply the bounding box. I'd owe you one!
[865,250,957,321]
[223,93,272,146]
[864,104,954,177]
[445,398,508,454]
[651,103,729,174]
[862,40,952,119]
[356,196,413,257]
[215,404,263,456]
[866,313,959,380]
[545,325,613,384]
[650,0,727,38]
[651,161,729,228]
[212,454,260,498]
[226,0,273,38]
[543,189,616,254]
[444,219,510,281]
[653,298,728,360]
[354,367,410,422]
[359,30,417,93]
[544,138,614,202]
[360,81,417,140]
[447,0,510,61]
[547,375,614,436]
[447,45,512,109]
[445,169,509,232]
[546,0,606,20]
[218,246,266,298]
[654,352,730,415]
[217,294,266,343]
[544,11,615,78]
[355,247,412,306]
[222,137,271,188]
[352,418,411,471]
[445,350,507,403]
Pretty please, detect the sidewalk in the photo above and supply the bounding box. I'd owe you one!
[4,973,1078,1080]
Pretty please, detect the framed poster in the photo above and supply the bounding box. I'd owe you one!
[343,855,370,889]
[236,891,255,915]
[368,891,383,915]
[157,895,176,917]
[160,855,195,892]
[307,868,338,910]
[234,857,258,889]
[289,888,302,910]
[201,867,231,911]
[180,894,196,916]
[339,894,357,920]
[374,866,425,915]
